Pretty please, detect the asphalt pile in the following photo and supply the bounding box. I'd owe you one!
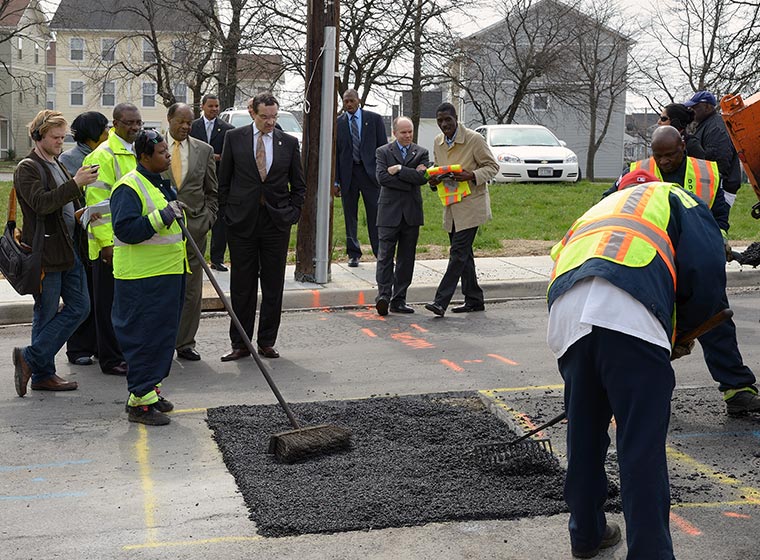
[735,242,760,267]
[207,393,574,537]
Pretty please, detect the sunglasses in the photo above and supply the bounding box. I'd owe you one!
[659,115,670,122]
[142,129,161,144]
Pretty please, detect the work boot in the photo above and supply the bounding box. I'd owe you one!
[725,388,760,416]
[127,404,171,426]
[125,396,173,413]
[572,522,622,558]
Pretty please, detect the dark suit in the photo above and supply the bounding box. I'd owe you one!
[190,116,234,265]
[163,135,218,352]
[375,141,430,306]
[218,125,306,349]
[335,108,387,259]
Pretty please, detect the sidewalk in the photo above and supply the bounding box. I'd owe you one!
[2,254,759,325]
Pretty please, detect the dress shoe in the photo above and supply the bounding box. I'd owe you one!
[69,355,94,366]
[257,346,280,359]
[103,362,128,376]
[221,348,251,362]
[571,522,621,558]
[13,347,32,397]
[390,303,415,314]
[31,374,78,392]
[424,302,445,317]
[210,262,228,272]
[348,256,360,267]
[451,303,486,313]
[176,347,201,361]
[127,404,171,426]
[376,296,389,316]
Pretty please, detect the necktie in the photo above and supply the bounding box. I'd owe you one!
[171,140,182,189]
[206,120,213,143]
[400,145,407,161]
[350,115,361,163]
[256,132,267,181]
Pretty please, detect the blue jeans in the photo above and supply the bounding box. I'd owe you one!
[24,255,89,383]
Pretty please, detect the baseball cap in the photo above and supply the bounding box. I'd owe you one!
[683,91,717,107]
[617,169,660,189]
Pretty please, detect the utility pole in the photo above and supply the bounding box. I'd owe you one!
[295,0,339,282]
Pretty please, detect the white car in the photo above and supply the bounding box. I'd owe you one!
[475,124,580,183]
[219,108,302,146]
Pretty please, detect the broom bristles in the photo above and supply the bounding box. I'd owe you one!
[268,424,352,463]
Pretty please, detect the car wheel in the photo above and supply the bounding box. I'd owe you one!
[574,167,582,183]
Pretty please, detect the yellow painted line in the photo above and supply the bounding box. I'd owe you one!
[123,535,264,550]
[479,385,564,396]
[135,424,158,544]
[171,407,208,415]
[667,445,760,504]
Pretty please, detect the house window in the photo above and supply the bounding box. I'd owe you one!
[173,82,187,103]
[102,81,115,106]
[47,73,54,88]
[102,39,116,62]
[143,39,156,63]
[532,94,549,112]
[18,91,23,102]
[17,37,22,60]
[34,43,39,64]
[70,80,85,106]
[172,40,187,63]
[142,82,156,107]
[70,37,84,61]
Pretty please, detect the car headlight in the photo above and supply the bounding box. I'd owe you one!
[565,154,578,163]
[497,153,521,163]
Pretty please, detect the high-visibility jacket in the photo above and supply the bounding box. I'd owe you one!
[112,170,186,280]
[82,130,137,260]
[629,157,719,208]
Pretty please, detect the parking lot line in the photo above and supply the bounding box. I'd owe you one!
[123,535,263,550]
[135,423,159,544]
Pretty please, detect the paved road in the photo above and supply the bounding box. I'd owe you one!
[2,291,760,559]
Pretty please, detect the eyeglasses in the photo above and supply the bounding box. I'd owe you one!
[117,119,143,127]
[659,115,670,122]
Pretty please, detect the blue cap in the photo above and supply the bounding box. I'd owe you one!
[683,91,717,107]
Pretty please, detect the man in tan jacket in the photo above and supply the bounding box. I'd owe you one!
[425,102,499,317]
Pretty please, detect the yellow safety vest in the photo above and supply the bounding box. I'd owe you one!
[629,157,719,208]
[550,183,699,291]
[112,170,186,280]
[82,130,137,260]
[437,179,471,206]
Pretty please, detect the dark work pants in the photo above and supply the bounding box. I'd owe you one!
[698,293,756,392]
[375,218,419,305]
[433,224,484,310]
[227,210,290,349]
[66,260,97,361]
[559,327,675,560]
[113,274,184,398]
[92,257,124,371]
[209,216,227,265]
[342,163,379,259]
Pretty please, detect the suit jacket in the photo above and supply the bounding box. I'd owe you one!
[218,125,306,236]
[190,117,234,157]
[162,136,218,239]
[335,108,387,192]
[375,142,430,227]
[433,124,499,232]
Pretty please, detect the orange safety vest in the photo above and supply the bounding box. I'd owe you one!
[628,157,719,208]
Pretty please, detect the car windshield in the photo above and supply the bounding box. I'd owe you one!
[490,127,560,147]
[229,112,302,133]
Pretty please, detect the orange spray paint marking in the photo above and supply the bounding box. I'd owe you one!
[311,289,320,308]
[440,359,463,372]
[392,332,435,349]
[669,511,702,536]
[724,512,751,519]
[361,328,378,338]
[350,311,385,321]
[464,360,484,363]
[357,291,365,305]
[488,353,519,366]
[410,324,428,333]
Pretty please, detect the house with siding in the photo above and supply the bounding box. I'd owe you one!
[0,0,49,159]
[450,0,629,180]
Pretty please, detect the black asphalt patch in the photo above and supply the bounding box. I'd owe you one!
[207,393,612,537]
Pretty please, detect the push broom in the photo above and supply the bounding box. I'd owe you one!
[177,218,352,463]
[475,308,734,466]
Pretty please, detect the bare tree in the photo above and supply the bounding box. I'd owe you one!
[448,0,581,125]
[631,0,760,107]
[0,0,49,98]
[562,0,630,180]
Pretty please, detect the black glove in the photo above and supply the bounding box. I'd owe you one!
[159,201,183,226]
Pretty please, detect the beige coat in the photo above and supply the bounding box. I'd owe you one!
[433,124,499,232]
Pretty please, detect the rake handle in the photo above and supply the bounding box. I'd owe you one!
[177,218,301,430]
[508,308,734,447]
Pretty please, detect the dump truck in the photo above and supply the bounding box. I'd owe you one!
[721,92,760,218]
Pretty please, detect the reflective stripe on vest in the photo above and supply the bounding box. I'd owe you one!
[550,184,684,290]
[113,175,182,247]
[628,157,718,207]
